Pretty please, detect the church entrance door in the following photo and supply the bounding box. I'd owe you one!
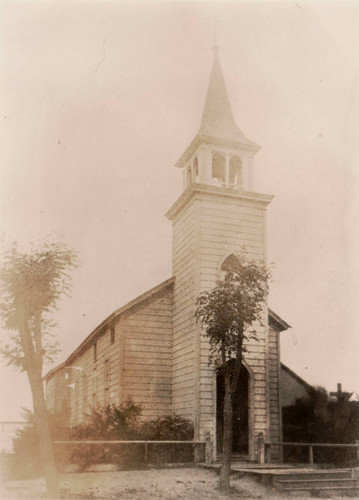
[216,362,249,455]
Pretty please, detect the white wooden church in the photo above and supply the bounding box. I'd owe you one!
[45,47,291,462]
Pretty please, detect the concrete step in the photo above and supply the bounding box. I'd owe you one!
[276,478,359,489]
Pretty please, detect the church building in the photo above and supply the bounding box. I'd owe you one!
[45,47,290,462]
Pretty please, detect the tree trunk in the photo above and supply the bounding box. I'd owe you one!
[219,372,232,490]
[28,365,59,499]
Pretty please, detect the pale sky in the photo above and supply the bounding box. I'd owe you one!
[1,1,358,420]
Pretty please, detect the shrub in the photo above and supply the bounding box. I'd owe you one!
[140,415,194,441]
[140,415,194,465]
[10,402,196,474]
[68,399,142,470]
[10,408,69,479]
[282,387,359,466]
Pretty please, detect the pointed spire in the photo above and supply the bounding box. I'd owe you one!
[175,48,259,169]
[198,48,255,145]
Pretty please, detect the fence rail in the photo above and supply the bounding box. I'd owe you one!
[262,441,359,465]
[54,440,207,466]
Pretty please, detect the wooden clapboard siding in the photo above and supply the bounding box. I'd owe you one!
[44,280,174,426]
[171,198,197,419]
[167,184,275,461]
[121,291,173,420]
[196,190,269,458]
[63,324,122,425]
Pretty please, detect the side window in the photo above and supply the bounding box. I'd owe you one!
[192,157,199,183]
[104,360,110,405]
[186,166,192,188]
[92,369,97,406]
[82,373,88,413]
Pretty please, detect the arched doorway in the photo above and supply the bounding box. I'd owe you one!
[216,361,249,455]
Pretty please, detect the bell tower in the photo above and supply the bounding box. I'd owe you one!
[166,47,275,460]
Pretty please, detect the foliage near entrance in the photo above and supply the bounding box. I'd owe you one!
[195,253,270,490]
[0,241,78,497]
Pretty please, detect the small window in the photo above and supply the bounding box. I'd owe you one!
[192,157,199,183]
[93,342,97,363]
[104,360,110,405]
[212,151,225,186]
[104,360,110,389]
[82,374,88,413]
[186,166,192,188]
[110,326,115,345]
[92,370,97,406]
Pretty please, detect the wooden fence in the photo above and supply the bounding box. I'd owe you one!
[54,440,207,467]
[258,438,359,465]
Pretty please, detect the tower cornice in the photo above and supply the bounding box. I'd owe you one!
[166,184,273,221]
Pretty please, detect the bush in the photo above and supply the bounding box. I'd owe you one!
[140,415,194,465]
[68,399,142,470]
[10,408,69,479]
[282,387,359,466]
[10,402,195,475]
[140,415,194,441]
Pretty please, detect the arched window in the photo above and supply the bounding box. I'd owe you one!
[229,155,242,190]
[211,151,225,187]
[192,157,199,183]
[221,253,240,274]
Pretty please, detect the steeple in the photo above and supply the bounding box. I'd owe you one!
[175,49,259,173]
[198,47,255,147]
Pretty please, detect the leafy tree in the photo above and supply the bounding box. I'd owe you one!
[0,241,78,498]
[195,253,270,490]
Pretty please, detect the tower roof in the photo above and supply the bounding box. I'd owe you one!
[176,48,259,168]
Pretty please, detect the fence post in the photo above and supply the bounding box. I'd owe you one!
[265,444,271,464]
[257,433,265,464]
[205,433,213,464]
[145,441,148,468]
[308,446,314,465]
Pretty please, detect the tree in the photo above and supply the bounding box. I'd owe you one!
[195,253,270,490]
[0,241,78,498]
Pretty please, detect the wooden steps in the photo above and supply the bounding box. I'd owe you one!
[199,462,359,496]
[274,470,359,496]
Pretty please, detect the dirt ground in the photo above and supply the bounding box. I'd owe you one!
[1,466,350,500]
[0,466,281,499]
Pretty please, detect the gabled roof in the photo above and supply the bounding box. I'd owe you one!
[280,362,312,392]
[268,308,291,332]
[176,48,259,168]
